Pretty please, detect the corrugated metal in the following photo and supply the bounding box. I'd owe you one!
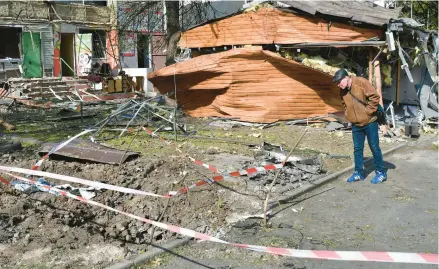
[179,8,383,49]
[148,47,343,123]
[278,0,401,26]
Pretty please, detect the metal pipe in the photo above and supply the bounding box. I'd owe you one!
[88,103,141,137]
[60,57,76,77]
[371,47,384,64]
[280,41,386,48]
[119,101,147,137]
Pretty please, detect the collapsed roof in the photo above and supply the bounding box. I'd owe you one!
[148,1,404,123]
[148,47,342,123]
[275,0,402,26]
[184,0,401,33]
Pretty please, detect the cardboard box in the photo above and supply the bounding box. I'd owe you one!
[107,79,115,93]
[115,77,122,93]
[135,76,144,92]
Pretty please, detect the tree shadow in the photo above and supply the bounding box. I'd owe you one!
[148,240,216,269]
[269,187,335,219]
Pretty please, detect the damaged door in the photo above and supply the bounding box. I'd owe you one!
[75,33,92,76]
[21,32,43,78]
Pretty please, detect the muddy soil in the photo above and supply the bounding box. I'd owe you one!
[0,144,228,268]
[0,110,409,268]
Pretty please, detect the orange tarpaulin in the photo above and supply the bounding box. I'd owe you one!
[179,7,383,48]
[148,47,343,123]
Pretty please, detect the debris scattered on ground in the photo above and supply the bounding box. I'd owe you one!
[249,133,262,138]
[0,140,22,153]
[206,146,220,155]
[326,121,345,131]
[0,120,15,130]
[225,211,271,225]
[38,139,139,165]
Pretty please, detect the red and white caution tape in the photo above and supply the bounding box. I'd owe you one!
[142,126,286,197]
[31,129,94,170]
[168,163,284,196]
[187,156,220,173]
[3,173,437,265]
[0,175,9,185]
[142,127,221,173]
[0,165,167,198]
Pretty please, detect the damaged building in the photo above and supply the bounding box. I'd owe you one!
[148,1,438,124]
[0,0,118,99]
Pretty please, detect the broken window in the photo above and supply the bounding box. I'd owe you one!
[0,27,21,59]
[78,29,106,59]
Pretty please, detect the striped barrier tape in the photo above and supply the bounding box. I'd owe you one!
[3,172,438,265]
[168,163,285,196]
[0,165,167,198]
[31,129,95,170]
[141,127,286,197]
[0,175,9,185]
[142,127,221,174]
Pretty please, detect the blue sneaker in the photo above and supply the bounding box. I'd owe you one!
[347,171,364,183]
[371,171,387,184]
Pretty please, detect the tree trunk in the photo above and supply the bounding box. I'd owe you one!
[165,1,181,66]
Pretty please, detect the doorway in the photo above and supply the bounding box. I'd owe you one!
[60,33,75,76]
[137,34,150,68]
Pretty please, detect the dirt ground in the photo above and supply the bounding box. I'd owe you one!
[140,135,439,269]
[0,104,413,268]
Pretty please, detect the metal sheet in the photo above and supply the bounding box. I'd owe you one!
[148,47,343,123]
[38,139,139,164]
[24,24,53,73]
[280,0,401,26]
[21,32,43,78]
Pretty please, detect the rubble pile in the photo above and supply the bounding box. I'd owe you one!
[244,153,323,193]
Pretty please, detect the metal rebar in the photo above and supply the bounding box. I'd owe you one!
[119,101,147,137]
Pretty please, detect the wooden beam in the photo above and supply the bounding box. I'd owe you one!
[281,41,387,48]
[374,59,383,107]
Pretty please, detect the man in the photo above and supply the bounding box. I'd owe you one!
[333,69,387,184]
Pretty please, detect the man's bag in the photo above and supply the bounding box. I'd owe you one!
[375,104,387,125]
[349,91,387,126]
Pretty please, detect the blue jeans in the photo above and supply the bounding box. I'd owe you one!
[352,122,384,173]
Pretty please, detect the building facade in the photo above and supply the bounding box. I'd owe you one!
[0,0,118,81]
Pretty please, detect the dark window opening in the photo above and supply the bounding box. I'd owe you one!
[52,0,107,6]
[137,34,150,68]
[0,27,21,59]
[79,29,106,58]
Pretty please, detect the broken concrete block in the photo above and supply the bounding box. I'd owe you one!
[206,147,220,155]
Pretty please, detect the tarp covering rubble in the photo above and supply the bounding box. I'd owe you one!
[148,47,342,123]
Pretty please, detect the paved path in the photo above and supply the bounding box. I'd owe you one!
[148,137,438,269]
